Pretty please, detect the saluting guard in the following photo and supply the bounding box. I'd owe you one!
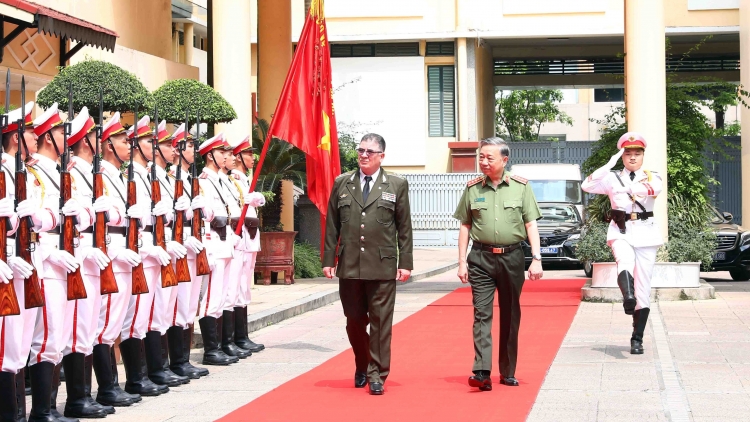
[581,132,663,354]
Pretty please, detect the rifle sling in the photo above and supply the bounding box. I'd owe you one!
[612,171,647,214]
[102,173,126,205]
[2,165,15,185]
[72,167,93,192]
[32,164,60,191]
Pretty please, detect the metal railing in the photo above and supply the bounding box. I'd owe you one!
[494,56,740,76]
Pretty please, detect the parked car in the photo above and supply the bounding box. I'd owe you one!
[708,205,750,281]
[522,203,582,268]
[510,163,584,218]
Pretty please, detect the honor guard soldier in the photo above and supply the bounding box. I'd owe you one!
[581,132,663,355]
[0,102,38,422]
[453,137,543,392]
[119,115,174,397]
[228,136,264,353]
[166,123,210,379]
[96,112,145,404]
[149,120,192,386]
[196,133,239,366]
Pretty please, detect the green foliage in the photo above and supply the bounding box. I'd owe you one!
[37,60,150,117]
[664,193,717,268]
[151,79,236,124]
[337,122,360,173]
[495,89,573,141]
[574,221,614,263]
[293,241,324,279]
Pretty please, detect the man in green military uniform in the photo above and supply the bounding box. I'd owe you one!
[322,133,413,396]
[453,137,544,391]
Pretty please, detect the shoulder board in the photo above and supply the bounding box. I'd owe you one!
[166,172,176,179]
[510,174,528,185]
[26,158,38,166]
[467,176,484,187]
[67,161,76,171]
[232,173,241,180]
[1,158,5,165]
[388,173,404,179]
[199,173,208,179]
[336,171,355,181]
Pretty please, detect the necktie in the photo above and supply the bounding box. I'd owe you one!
[629,171,635,181]
[363,176,372,203]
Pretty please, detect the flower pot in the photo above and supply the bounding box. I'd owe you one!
[255,231,298,285]
[590,262,700,288]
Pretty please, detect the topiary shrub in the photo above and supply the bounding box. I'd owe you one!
[151,79,236,124]
[37,60,150,117]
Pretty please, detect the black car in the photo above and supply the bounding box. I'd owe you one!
[708,205,750,281]
[522,203,582,268]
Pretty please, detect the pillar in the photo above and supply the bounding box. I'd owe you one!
[184,23,194,67]
[741,0,750,225]
[624,0,668,241]
[258,0,294,231]
[172,24,180,63]
[211,0,253,143]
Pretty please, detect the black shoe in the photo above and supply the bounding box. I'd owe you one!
[50,363,78,421]
[109,346,141,403]
[182,326,209,377]
[144,331,184,387]
[167,326,200,380]
[92,344,135,407]
[500,376,519,386]
[368,382,384,395]
[221,311,252,359]
[630,308,650,355]
[617,271,637,315]
[28,361,56,422]
[631,339,644,354]
[468,371,492,391]
[160,333,190,385]
[354,372,367,388]
[234,307,264,353]
[199,317,239,366]
[119,338,167,397]
[61,352,108,419]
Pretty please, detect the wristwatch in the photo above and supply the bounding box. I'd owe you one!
[532,254,542,261]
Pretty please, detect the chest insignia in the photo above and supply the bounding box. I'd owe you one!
[381,192,396,202]
[474,197,485,203]
[340,193,348,198]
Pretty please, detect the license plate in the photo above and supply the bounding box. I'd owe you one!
[713,252,726,261]
[540,247,559,254]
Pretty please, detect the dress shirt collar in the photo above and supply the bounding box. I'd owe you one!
[360,167,381,185]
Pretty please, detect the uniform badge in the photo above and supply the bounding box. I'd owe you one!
[474,197,485,202]
[381,192,396,202]
[340,193,348,198]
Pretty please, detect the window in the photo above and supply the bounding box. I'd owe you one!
[426,42,455,56]
[594,88,625,102]
[427,66,455,137]
[330,43,419,58]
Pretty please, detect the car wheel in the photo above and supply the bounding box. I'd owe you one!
[583,260,593,278]
[729,268,750,281]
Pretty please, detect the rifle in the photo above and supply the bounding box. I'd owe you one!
[126,105,148,295]
[172,112,191,283]
[62,85,87,301]
[0,69,20,316]
[16,77,44,309]
[191,110,210,275]
[93,89,118,294]
[151,108,178,288]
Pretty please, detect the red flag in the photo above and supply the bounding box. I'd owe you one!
[239,0,340,252]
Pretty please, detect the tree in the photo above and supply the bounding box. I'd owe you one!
[37,60,150,118]
[151,79,236,124]
[495,89,573,141]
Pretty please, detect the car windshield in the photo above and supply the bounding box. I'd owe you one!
[539,205,580,223]
[708,206,726,224]
[530,180,582,204]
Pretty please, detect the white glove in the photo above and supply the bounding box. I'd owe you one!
[184,236,204,254]
[190,195,207,212]
[126,203,146,220]
[590,149,625,180]
[166,241,187,259]
[8,256,33,279]
[92,196,114,214]
[232,233,242,247]
[0,260,12,283]
[606,148,625,169]
[151,199,172,217]
[113,249,142,267]
[17,199,44,226]
[244,192,265,207]
[84,248,111,271]
[48,249,80,273]
[0,197,16,219]
[62,198,85,217]
[174,195,191,211]
[141,245,171,266]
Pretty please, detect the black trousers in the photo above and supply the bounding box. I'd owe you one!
[339,279,396,384]
[467,247,525,377]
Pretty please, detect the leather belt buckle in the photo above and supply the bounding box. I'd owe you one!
[492,247,505,254]
[631,212,637,220]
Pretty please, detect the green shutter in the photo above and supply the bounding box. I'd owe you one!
[428,66,455,137]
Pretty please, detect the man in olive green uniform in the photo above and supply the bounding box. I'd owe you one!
[454,137,544,391]
[323,133,413,396]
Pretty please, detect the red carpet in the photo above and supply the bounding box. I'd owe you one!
[219,279,585,422]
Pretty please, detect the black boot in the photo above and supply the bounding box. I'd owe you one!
[167,327,200,379]
[92,344,134,408]
[108,346,141,403]
[83,354,115,415]
[143,331,183,387]
[24,361,31,396]
[221,311,251,359]
[28,361,57,422]
[160,334,189,384]
[50,363,78,421]
[0,371,18,421]
[16,368,27,422]
[617,271,637,315]
[61,353,108,419]
[198,317,238,365]
[631,308,650,354]
[234,307,264,353]
[183,326,208,377]
[119,338,167,397]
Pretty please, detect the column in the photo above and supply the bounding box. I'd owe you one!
[184,23,194,67]
[172,24,180,63]
[741,0,750,225]
[211,0,253,143]
[624,0,668,241]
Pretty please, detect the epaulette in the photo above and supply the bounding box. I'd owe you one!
[510,174,528,185]
[67,160,76,171]
[467,176,484,187]
[336,171,355,181]
[166,172,176,179]
[199,173,208,179]
[26,158,38,166]
[1,158,5,164]
[232,173,241,180]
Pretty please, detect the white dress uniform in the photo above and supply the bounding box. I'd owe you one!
[226,169,263,308]
[150,163,179,334]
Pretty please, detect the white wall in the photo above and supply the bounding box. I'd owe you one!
[332,56,427,166]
